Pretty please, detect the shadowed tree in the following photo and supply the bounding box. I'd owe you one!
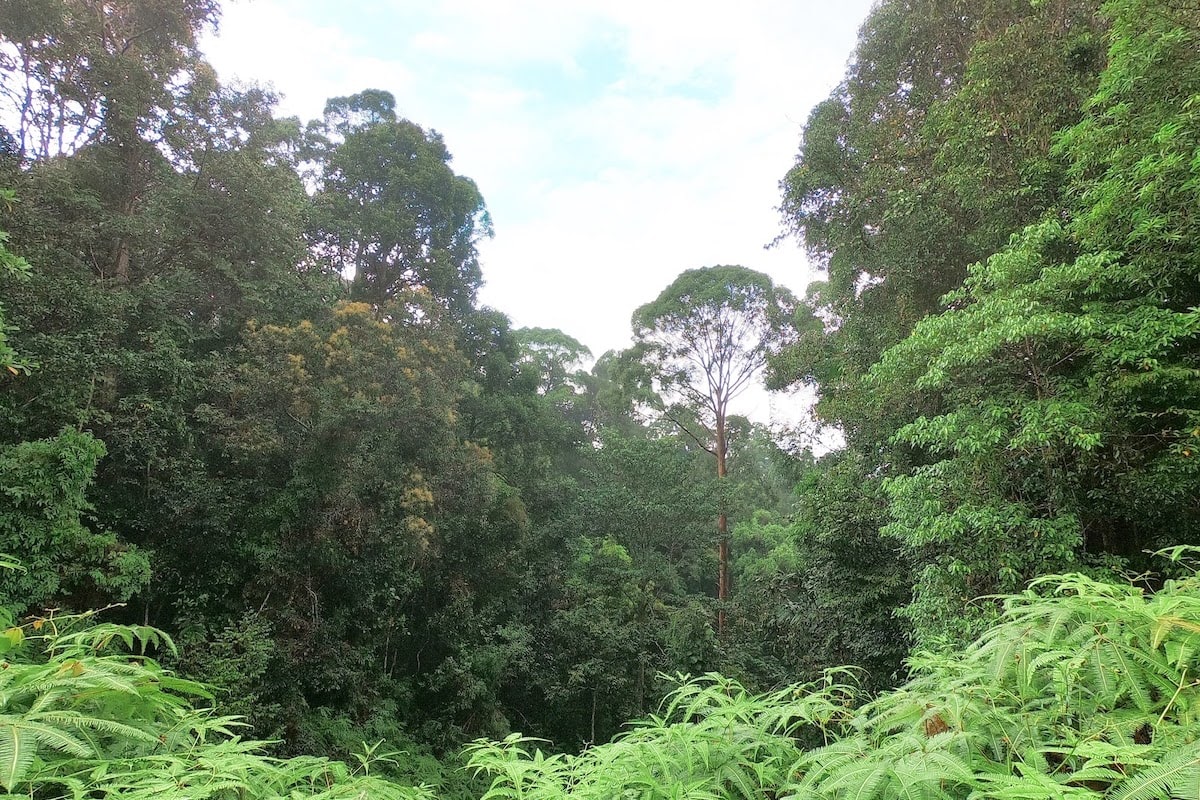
[0,189,31,374]
[866,0,1200,644]
[0,0,221,282]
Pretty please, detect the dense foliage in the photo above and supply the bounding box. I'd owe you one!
[7,560,1200,799]
[0,0,795,758]
[0,603,426,798]
[774,0,1200,650]
[630,265,798,631]
[0,0,1198,795]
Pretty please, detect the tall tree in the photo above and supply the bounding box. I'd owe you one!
[771,0,1112,657]
[630,266,797,632]
[512,327,592,399]
[306,90,491,314]
[776,0,1105,448]
[0,0,221,282]
[0,0,219,161]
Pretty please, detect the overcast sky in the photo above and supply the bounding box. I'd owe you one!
[201,0,875,425]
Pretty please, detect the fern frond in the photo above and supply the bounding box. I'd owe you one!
[30,710,158,746]
[1107,744,1200,800]
[0,724,33,791]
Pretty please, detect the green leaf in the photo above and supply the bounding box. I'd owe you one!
[0,724,34,791]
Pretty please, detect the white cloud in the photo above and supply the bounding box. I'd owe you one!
[204,1,417,120]
[404,0,613,67]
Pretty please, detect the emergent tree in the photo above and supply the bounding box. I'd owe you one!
[631,265,797,633]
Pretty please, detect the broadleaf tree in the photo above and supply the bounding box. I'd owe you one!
[864,0,1200,646]
[305,89,492,315]
[630,265,797,633]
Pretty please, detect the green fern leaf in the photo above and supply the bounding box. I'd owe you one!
[0,724,34,791]
[1108,745,1200,800]
[31,711,156,747]
[820,758,889,799]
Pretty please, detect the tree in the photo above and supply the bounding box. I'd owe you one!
[770,0,1114,656]
[0,0,219,162]
[865,0,1200,645]
[0,0,222,283]
[512,327,592,399]
[200,296,506,742]
[774,0,1105,450]
[0,429,149,613]
[630,265,797,632]
[306,90,492,314]
[0,72,318,645]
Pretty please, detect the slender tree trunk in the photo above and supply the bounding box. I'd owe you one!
[716,411,729,635]
[105,104,140,283]
[110,208,131,282]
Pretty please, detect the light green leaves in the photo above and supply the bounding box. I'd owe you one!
[0,724,33,792]
[470,563,1200,800]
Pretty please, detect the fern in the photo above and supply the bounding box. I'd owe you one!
[1107,743,1200,800]
[471,561,1200,800]
[0,724,34,792]
[0,609,431,799]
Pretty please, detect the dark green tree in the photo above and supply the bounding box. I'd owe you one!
[773,0,1114,656]
[869,0,1200,644]
[0,430,149,613]
[0,189,31,374]
[306,90,492,314]
[776,0,1106,448]
[521,431,719,748]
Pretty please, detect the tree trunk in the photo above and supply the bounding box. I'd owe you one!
[716,411,729,635]
[105,105,141,284]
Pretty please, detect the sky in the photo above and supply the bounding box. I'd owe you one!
[200,0,876,425]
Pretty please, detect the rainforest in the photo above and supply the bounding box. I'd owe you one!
[0,0,1198,797]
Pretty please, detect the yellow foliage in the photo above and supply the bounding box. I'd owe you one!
[334,301,374,319]
[283,353,308,380]
[401,485,435,510]
[404,516,435,554]
[465,441,494,466]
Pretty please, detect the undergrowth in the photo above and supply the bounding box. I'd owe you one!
[0,602,429,799]
[469,552,1200,800]
[5,552,1200,798]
